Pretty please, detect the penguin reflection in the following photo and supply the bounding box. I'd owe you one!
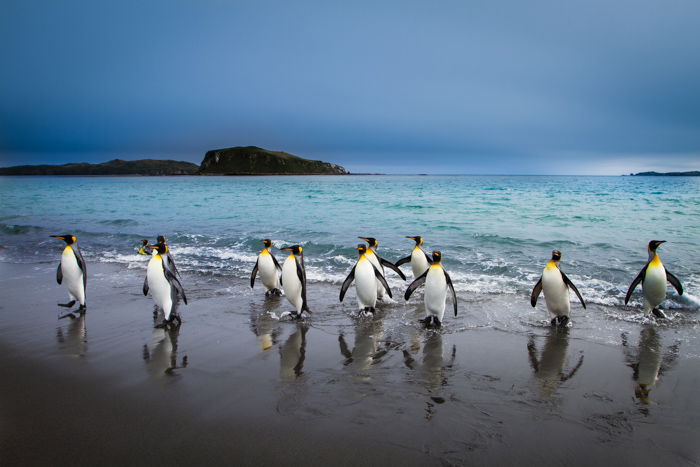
[279,324,308,380]
[249,304,281,351]
[403,331,457,395]
[56,312,87,358]
[621,326,679,404]
[338,318,388,378]
[143,326,188,376]
[527,328,584,399]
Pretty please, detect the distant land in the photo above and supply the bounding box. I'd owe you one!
[630,171,700,176]
[0,146,349,176]
[199,146,348,175]
[0,159,199,176]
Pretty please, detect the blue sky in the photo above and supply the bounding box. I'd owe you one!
[1,0,699,174]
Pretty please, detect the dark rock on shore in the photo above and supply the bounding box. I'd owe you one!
[199,146,348,175]
[0,159,199,176]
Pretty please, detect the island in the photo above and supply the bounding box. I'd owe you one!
[630,171,700,176]
[199,146,348,175]
[0,159,199,176]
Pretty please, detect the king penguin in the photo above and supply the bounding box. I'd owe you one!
[624,240,683,318]
[138,239,152,256]
[280,245,311,319]
[359,237,406,301]
[395,236,432,279]
[340,244,393,316]
[144,243,187,328]
[531,250,586,327]
[404,251,457,328]
[251,239,283,296]
[51,235,87,311]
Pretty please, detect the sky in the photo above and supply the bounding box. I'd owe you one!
[1,0,699,174]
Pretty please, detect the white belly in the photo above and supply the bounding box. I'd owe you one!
[424,267,447,321]
[367,251,385,298]
[542,267,570,317]
[282,256,303,312]
[61,247,85,305]
[147,256,174,319]
[643,263,667,312]
[411,248,430,278]
[258,253,281,291]
[354,259,377,309]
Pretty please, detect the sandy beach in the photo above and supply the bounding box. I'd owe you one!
[1,261,698,466]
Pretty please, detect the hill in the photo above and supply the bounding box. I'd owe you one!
[0,159,199,176]
[630,171,700,176]
[199,146,348,175]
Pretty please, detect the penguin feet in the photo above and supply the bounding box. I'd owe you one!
[551,316,569,327]
[651,308,668,319]
[58,300,76,308]
[77,304,86,313]
[360,307,375,318]
[154,320,168,329]
[280,311,303,321]
[170,314,182,327]
[420,316,441,328]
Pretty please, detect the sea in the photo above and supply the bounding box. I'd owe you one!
[1,175,698,320]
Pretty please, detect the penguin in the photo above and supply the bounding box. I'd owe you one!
[280,245,311,319]
[624,240,683,318]
[404,251,457,328]
[395,236,432,278]
[530,250,586,327]
[137,239,152,256]
[359,236,406,301]
[143,243,187,328]
[250,239,283,296]
[157,235,180,277]
[51,235,87,311]
[339,244,393,316]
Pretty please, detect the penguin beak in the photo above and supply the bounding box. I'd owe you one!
[149,245,158,249]
[281,246,293,251]
[50,235,65,239]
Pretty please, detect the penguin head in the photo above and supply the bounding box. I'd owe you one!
[357,244,367,256]
[157,235,167,244]
[141,239,149,246]
[431,251,442,263]
[51,235,76,245]
[648,240,665,252]
[281,245,303,255]
[406,236,423,245]
[150,243,167,255]
[635,383,652,404]
[359,237,378,248]
[262,239,272,248]
[551,250,562,261]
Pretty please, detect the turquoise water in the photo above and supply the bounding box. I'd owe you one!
[1,175,699,313]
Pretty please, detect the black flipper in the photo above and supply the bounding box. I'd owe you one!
[372,264,392,298]
[395,256,411,268]
[404,269,428,301]
[561,271,586,309]
[163,261,187,305]
[167,252,180,278]
[423,250,433,264]
[379,256,406,280]
[143,276,149,296]
[339,265,356,302]
[56,263,63,284]
[72,244,87,291]
[444,269,458,317]
[625,264,648,305]
[250,258,259,288]
[530,277,543,307]
[295,255,311,313]
[666,270,683,296]
[271,254,282,272]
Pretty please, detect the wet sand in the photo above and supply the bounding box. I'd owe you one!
[1,262,699,466]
